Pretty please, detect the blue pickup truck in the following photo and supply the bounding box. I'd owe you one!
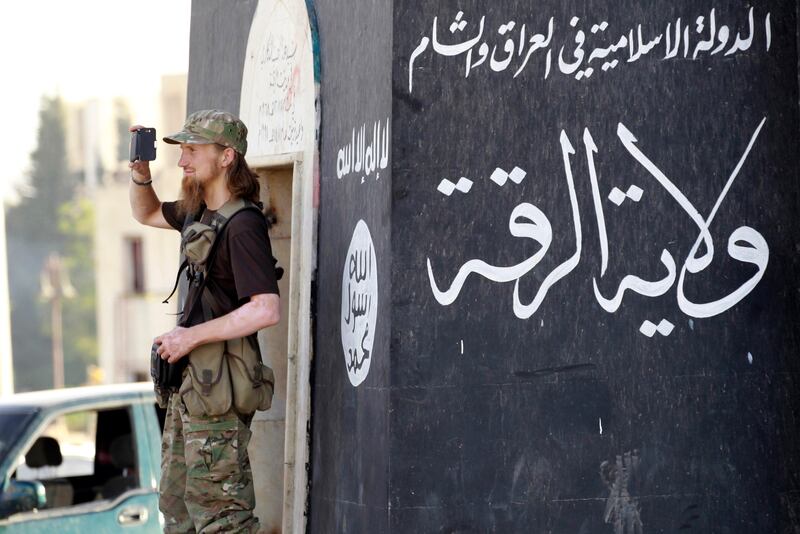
[0,383,164,533]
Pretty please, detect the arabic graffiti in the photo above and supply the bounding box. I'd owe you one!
[426,118,769,335]
[341,220,378,386]
[408,7,773,92]
[336,117,390,183]
[255,33,305,147]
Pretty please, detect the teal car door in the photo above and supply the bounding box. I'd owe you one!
[0,400,161,533]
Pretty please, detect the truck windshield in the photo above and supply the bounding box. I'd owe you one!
[0,410,37,461]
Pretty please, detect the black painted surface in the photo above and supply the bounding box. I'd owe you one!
[185,1,799,532]
[310,0,392,532]
[391,1,799,533]
[186,0,258,114]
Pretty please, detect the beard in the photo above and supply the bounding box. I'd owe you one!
[177,174,205,217]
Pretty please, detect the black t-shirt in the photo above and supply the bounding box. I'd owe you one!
[162,201,280,327]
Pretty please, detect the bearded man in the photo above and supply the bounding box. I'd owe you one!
[129,110,280,533]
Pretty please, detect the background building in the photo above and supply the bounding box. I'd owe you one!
[2,1,190,395]
[91,74,187,384]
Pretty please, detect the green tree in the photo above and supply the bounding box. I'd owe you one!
[5,95,96,390]
[7,95,77,244]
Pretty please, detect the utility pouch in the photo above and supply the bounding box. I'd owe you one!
[227,336,275,413]
[179,336,275,417]
[181,222,217,269]
[179,341,233,417]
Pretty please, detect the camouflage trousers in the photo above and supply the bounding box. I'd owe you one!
[160,393,260,533]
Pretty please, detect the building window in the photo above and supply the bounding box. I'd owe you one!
[125,237,145,294]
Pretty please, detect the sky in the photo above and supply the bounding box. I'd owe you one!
[0,0,191,200]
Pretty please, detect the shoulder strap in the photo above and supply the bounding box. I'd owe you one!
[205,198,263,233]
[161,205,206,305]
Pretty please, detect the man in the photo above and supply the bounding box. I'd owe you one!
[129,109,280,533]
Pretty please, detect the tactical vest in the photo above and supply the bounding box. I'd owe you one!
[167,198,276,417]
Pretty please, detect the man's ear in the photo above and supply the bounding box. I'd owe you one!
[221,147,236,168]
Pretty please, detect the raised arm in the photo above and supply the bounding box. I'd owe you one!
[128,124,172,229]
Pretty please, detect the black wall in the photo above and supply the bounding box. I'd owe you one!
[310,0,393,532]
[186,1,800,532]
[391,1,800,533]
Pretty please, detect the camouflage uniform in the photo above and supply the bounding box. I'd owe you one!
[158,110,260,533]
[160,393,259,533]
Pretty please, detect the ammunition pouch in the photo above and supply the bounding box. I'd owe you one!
[179,335,275,417]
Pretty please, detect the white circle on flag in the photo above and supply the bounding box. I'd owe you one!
[341,220,378,386]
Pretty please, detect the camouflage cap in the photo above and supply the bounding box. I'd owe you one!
[163,109,249,155]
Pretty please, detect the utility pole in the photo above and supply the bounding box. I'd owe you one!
[40,253,75,389]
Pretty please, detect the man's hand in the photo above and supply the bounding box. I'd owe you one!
[129,123,172,229]
[154,326,198,364]
[128,124,152,183]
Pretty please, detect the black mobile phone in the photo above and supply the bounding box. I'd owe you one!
[130,128,157,162]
